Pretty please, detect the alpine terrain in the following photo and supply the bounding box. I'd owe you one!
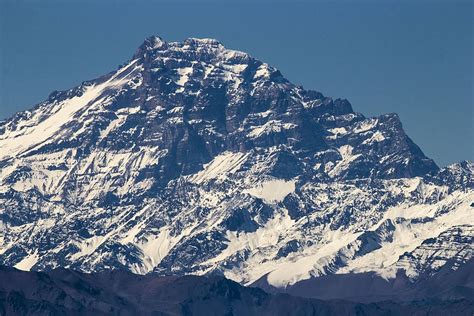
[0,36,472,300]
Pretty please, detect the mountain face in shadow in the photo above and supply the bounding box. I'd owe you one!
[1,267,473,316]
[253,258,474,304]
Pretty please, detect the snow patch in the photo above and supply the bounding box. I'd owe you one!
[354,119,378,133]
[248,120,297,139]
[327,145,361,177]
[254,64,271,79]
[266,229,361,288]
[176,67,193,86]
[362,131,385,144]
[190,151,248,184]
[244,179,296,204]
[14,251,39,271]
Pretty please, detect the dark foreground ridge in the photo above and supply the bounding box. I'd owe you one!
[254,258,474,303]
[0,266,473,316]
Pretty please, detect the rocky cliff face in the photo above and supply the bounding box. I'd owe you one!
[0,36,471,290]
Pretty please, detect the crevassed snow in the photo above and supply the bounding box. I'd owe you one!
[244,179,296,204]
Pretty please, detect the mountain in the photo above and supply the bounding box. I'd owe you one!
[0,36,472,293]
[1,266,473,316]
[254,258,474,303]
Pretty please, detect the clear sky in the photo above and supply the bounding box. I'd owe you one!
[0,0,472,167]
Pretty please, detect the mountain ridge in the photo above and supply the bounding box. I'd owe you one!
[1,265,473,316]
[0,36,471,292]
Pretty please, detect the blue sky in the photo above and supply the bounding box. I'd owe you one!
[0,0,472,166]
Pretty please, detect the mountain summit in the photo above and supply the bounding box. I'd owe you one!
[0,37,471,291]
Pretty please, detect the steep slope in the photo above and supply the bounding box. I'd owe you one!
[0,36,471,290]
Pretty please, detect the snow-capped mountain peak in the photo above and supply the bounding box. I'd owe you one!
[0,36,471,290]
